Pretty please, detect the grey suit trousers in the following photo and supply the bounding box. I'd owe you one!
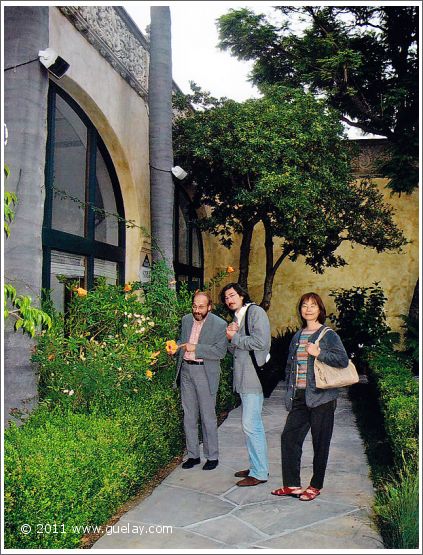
[180,360,218,460]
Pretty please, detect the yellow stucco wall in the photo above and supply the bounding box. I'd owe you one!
[49,8,151,283]
[203,180,419,335]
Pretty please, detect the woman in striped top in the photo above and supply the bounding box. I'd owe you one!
[271,292,349,501]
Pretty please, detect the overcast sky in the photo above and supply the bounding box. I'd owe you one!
[124,1,268,102]
[124,1,385,139]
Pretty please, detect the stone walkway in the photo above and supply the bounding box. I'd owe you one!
[93,383,383,550]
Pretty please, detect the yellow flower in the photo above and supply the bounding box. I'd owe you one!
[75,287,88,297]
[123,283,132,292]
[226,266,235,273]
[145,370,153,380]
[165,340,178,354]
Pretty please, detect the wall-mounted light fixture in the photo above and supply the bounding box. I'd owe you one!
[38,48,70,79]
[171,166,187,180]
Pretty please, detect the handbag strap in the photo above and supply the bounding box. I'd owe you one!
[314,326,332,345]
[244,304,261,372]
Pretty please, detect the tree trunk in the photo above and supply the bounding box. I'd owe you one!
[149,6,175,272]
[260,217,290,311]
[238,221,254,289]
[4,6,49,425]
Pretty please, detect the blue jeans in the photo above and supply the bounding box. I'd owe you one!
[240,393,269,480]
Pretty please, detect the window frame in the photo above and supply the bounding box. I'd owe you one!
[42,83,125,291]
[173,186,204,290]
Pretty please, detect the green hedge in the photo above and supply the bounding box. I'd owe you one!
[367,347,418,466]
[4,385,184,549]
[4,359,235,549]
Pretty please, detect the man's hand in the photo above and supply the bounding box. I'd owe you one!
[185,343,196,353]
[226,322,239,340]
[166,340,184,356]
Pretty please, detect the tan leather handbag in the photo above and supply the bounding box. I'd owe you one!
[314,327,359,389]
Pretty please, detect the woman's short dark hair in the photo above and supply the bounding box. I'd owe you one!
[220,282,252,306]
[298,292,326,327]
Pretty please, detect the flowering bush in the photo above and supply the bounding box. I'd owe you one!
[34,261,193,413]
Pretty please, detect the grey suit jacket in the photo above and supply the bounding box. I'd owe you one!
[229,304,271,394]
[174,312,228,395]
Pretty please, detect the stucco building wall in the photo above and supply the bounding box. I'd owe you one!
[49,7,151,282]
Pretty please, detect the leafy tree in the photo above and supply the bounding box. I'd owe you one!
[217,5,418,194]
[173,85,407,310]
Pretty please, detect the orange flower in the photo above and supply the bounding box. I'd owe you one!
[75,287,88,297]
[123,283,132,292]
[226,266,235,273]
[165,340,178,354]
[47,353,55,361]
[145,369,153,380]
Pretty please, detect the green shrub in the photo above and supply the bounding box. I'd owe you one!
[329,283,394,369]
[374,464,419,549]
[4,387,184,549]
[367,347,418,466]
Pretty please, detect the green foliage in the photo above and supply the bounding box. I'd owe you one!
[4,187,52,337]
[4,283,52,337]
[270,328,296,382]
[398,314,419,375]
[329,283,394,368]
[374,464,419,549]
[174,83,407,308]
[350,343,419,548]
[4,189,17,238]
[5,261,239,548]
[4,388,184,549]
[367,346,418,466]
[217,6,418,193]
[34,271,189,413]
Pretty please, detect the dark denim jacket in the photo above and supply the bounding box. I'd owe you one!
[284,325,349,410]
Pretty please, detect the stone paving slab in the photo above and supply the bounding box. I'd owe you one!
[92,383,383,550]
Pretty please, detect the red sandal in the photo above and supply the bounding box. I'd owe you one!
[271,486,303,498]
[299,486,320,501]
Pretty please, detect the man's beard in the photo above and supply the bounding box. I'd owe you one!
[193,312,206,321]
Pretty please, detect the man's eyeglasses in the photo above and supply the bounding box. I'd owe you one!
[224,293,238,301]
[192,304,208,310]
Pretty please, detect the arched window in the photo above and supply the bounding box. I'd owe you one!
[42,84,125,311]
[174,187,204,290]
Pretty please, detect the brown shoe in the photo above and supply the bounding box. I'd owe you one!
[237,476,267,487]
[234,469,250,478]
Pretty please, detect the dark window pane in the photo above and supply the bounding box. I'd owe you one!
[52,95,87,236]
[94,148,119,245]
[192,227,201,268]
[178,204,189,264]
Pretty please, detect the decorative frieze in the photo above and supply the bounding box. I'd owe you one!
[59,6,149,99]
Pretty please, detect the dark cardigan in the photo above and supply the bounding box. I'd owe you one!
[284,325,349,410]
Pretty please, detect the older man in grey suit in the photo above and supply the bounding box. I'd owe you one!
[170,291,228,470]
[221,283,271,486]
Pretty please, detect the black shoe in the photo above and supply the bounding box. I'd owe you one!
[182,457,201,469]
[203,459,219,470]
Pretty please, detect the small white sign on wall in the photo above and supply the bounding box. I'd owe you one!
[140,254,151,283]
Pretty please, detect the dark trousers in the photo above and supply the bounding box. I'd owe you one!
[281,389,336,490]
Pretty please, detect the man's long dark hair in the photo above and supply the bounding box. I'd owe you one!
[220,282,252,308]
